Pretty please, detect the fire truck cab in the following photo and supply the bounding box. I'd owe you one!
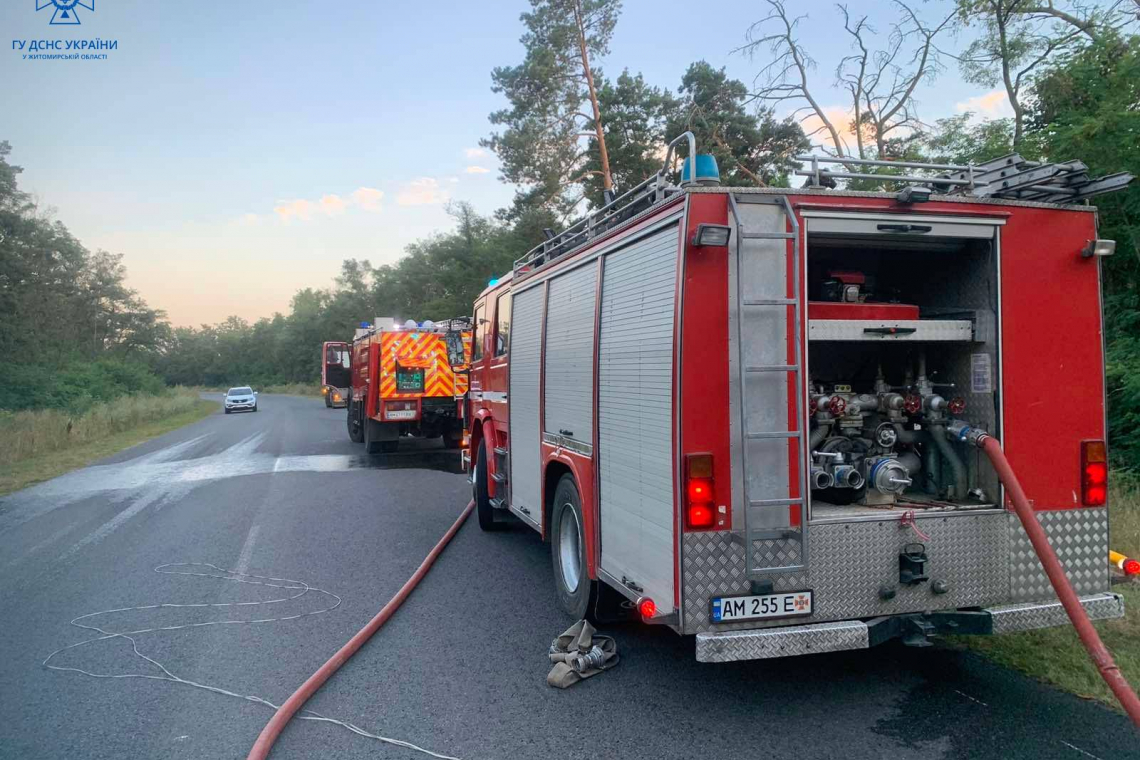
[465,134,1130,661]
[321,341,351,408]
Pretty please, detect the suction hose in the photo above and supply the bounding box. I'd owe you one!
[956,428,1140,727]
[246,499,475,760]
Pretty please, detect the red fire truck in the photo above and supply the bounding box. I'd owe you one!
[465,134,1132,661]
[321,341,351,408]
[347,318,470,453]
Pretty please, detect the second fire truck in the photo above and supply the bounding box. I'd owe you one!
[347,318,470,453]
[464,133,1131,662]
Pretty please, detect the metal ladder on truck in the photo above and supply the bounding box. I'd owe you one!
[727,194,809,582]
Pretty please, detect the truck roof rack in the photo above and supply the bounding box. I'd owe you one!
[795,154,1133,204]
[513,139,1133,279]
[512,132,696,278]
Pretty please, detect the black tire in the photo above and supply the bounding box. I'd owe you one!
[550,475,599,620]
[253,405,258,412]
[224,408,231,415]
[324,394,332,408]
[347,400,364,443]
[474,440,504,531]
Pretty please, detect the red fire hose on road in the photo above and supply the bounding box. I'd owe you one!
[246,499,475,760]
[976,435,1140,727]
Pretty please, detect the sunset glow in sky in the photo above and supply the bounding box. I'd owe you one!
[1,0,1010,326]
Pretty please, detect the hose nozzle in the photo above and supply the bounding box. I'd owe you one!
[946,419,989,448]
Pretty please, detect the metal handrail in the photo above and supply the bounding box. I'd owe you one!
[794,154,979,190]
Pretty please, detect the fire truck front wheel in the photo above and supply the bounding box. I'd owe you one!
[474,441,506,531]
[550,475,599,620]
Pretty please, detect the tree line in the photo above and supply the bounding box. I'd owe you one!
[1,0,1138,466]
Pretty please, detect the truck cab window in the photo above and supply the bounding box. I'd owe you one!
[473,303,486,361]
[495,293,511,356]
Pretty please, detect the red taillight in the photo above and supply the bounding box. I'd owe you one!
[685,454,717,530]
[688,502,714,528]
[1081,440,1108,506]
[638,597,656,618]
[687,478,712,503]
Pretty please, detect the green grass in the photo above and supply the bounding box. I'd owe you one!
[954,473,1140,709]
[0,391,217,496]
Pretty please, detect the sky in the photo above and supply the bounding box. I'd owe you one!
[0,0,1012,326]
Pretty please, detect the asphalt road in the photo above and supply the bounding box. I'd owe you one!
[1,394,1136,760]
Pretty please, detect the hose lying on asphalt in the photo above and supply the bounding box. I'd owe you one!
[246,498,475,760]
[976,436,1140,728]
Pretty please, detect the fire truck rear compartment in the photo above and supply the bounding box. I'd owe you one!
[804,227,1000,519]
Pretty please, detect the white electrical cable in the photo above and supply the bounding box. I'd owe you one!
[42,562,461,760]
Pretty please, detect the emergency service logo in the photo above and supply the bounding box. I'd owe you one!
[37,0,94,25]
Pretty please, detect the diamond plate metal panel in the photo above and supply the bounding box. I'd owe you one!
[990,593,1123,634]
[750,537,803,570]
[696,621,868,663]
[682,513,1009,634]
[1009,508,1109,602]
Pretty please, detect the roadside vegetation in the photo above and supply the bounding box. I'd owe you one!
[193,383,321,397]
[0,389,216,495]
[954,474,1140,710]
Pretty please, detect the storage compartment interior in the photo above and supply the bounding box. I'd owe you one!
[804,230,1000,519]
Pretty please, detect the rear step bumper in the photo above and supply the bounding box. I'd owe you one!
[694,592,1124,663]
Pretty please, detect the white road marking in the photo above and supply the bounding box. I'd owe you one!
[1060,740,1104,760]
[235,524,260,576]
[953,689,989,707]
[4,428,373,555]
[58,491,164,561]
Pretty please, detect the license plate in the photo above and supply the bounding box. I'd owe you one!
[711,590,813,622]
[386,409,416,420]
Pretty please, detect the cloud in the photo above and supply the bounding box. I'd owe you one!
[319,194,347,216]
[397,177,448,206]
[273,199,315,222]
[464,147,487,158]
[271,186,384,222]
[799,105,860,152]
[464,165,490,174]
[445,176,460,184]
[955,89,1014,119]
[351,186,384,211]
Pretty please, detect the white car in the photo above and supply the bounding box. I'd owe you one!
[224,386,258,414]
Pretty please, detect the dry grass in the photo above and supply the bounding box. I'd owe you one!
[0,390,217,495]
[956,473,1140,709]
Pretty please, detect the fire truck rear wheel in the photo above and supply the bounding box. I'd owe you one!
[347,401,364,443]
[551,475,599,620]
[474,441,504,532]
